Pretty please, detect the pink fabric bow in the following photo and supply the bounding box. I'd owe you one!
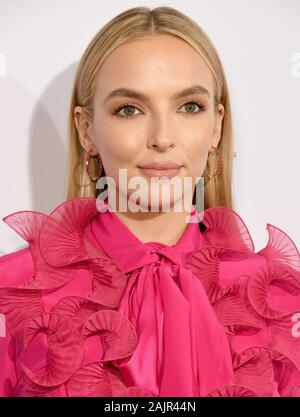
[84,205,235,396]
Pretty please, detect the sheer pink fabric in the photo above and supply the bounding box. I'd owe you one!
[0,197,299,397]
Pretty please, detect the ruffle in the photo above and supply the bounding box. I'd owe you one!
[1,198,152,396]
[1,198,300,396]
[2,199,127,307]
[187,206,300,396]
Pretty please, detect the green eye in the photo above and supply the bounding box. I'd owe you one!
[113,104,141,117]
[180,101,206,113]
[113,101,206,118]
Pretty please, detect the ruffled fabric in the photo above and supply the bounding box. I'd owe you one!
[187,208,300,396]
[0,198,148,397]
[85,201,234,396]
[0,197,299,397]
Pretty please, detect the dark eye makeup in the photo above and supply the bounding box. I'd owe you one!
[112,101,207,117]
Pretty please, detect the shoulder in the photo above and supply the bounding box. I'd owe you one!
[0,197,115,290]
[0,247,34,287]
[188,204,300,309]
[1,196,100,258]
[190,205,299,273]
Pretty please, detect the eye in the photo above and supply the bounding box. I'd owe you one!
[112,103,142,117]
[112,100,206,118]
[179,101,206,113]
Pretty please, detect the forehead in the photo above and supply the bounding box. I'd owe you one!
[94,34,214,98]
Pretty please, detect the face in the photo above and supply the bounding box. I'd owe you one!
[74,34,224,212]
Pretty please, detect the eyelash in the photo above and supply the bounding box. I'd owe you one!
[112,101,206,117]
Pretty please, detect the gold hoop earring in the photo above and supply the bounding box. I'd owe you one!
[84,150,103,182]
[203,145,223,183]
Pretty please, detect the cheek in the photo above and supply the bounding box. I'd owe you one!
[183,112,215,172]
[92,120,142,163]
[185,136,209,170]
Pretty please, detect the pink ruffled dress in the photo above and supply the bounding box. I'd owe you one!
[0,197,300,397]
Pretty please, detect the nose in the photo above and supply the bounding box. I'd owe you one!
[147,114,176,152]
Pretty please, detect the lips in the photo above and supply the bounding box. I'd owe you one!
[138,166,182,179]
[137,161,183,179]
[138,162,183,170]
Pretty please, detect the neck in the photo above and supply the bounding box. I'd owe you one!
[111,195,194,246]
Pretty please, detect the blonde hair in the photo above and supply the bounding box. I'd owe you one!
[65,6,235,209]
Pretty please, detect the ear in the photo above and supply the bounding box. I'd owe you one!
[73,106,99,155]
[211,104,225,149]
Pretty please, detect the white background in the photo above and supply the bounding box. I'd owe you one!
[0,0,299,254]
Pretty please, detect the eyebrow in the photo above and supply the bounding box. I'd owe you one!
[104,84,210,104]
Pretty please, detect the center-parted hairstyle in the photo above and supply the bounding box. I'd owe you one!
[66,6,235,209]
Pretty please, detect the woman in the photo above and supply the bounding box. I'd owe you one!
[0,6,299,397]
